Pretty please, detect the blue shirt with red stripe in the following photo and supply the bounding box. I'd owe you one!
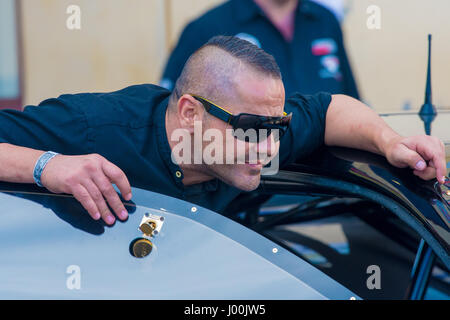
[161,0,359,99]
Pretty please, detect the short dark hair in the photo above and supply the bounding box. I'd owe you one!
[170,35,282,104]
[203,35,281,79]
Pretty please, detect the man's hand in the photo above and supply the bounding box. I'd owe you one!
[40,153,132,225]
[325,95,447,184]
[383,135,447,184]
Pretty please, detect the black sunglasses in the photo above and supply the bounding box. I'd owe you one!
[191,94,292,142]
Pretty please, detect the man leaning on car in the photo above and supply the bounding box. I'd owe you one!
[0,36,446,226]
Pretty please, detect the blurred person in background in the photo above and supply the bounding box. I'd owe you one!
[161,0,359,99]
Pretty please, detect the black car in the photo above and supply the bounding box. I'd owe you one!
[0,36,448,300]
[224,111,450,300]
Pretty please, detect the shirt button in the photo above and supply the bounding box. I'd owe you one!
[175,171,182,178]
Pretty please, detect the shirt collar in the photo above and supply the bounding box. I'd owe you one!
[297,0,321,19]
[232,0,319,23]
[232,0,263,23]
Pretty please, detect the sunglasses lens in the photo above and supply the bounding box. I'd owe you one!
[232,114,290,142]
[232,114,262,142]
[234,114,259,131]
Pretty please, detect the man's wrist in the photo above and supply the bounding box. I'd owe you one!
[375,127,403,156]
[33,151,59,187]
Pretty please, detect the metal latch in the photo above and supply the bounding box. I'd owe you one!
[139,212,164,237]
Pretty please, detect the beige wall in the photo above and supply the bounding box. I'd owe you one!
[21,0,168,105]
[166,0,224,49]
[20,0,450,114]
[342,0,450,112]
[20,0,223,106]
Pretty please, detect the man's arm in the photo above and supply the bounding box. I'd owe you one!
[324,94,447,184]
[0,143,131,224]
[0,144,44,184]
[0,102,132,225]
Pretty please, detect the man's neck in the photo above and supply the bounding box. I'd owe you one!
[253,0,298,42]
[165,105,215,186]
[253,0,298,23]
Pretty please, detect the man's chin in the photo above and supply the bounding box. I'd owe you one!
[213,165,262,191]
[231,176,261,192]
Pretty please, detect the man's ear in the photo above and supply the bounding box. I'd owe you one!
[177,94,204,133]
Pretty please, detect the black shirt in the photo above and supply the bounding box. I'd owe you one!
[161,0,359,99]
[0,84,331,213]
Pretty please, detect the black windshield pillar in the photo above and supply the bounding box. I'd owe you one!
[405,239,436,300]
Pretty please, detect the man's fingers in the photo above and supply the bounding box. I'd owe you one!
[417,139,447,184]
[397,144,427,170]
[82,179,116,225]
[72,184,101,221]
[401,136,446,183]
[92,173,128,221]
[102,161,132,201]
[431,150,447,184]
[413,166,436,181]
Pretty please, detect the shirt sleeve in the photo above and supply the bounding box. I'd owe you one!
[279,92,332,167]
[0,98,93,155]
[333,19,359,99]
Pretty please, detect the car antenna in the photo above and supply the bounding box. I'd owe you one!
[419,34,436,135]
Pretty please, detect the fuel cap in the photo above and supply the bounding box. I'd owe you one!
[130,238,153,258]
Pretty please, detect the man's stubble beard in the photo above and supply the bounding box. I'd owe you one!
[210,163,262,191]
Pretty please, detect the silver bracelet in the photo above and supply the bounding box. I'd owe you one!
[33,151,59,187]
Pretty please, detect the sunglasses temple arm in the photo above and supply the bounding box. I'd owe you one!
[208,106,234,124]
